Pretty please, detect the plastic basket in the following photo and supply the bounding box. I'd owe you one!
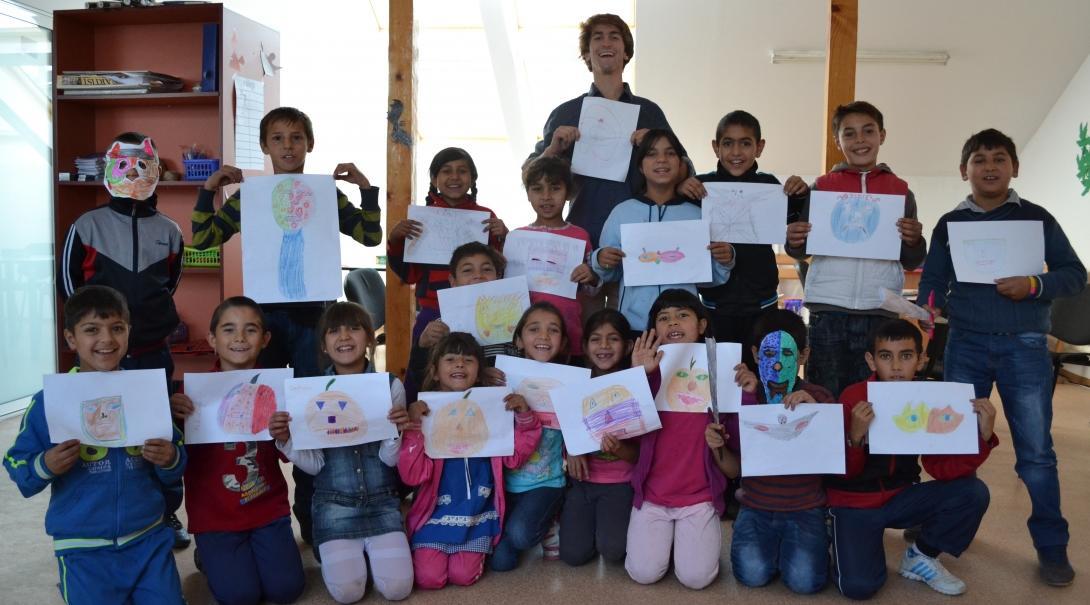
[183,158,221,181]
[182,246,221,268]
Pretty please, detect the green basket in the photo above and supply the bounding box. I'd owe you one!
[183,246,221,268]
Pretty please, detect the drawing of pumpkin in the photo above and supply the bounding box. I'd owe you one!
[926,405,964,434]
[429,390,489,456]
[893,402,928,433]
[305,378,366,438]
[581,385,646,441]
[665,358,711,411]
[218,373,277,434]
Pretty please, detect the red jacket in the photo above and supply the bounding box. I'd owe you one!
[826,376,998,509]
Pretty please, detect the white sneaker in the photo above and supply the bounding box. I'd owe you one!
[542,520,560,561]
[899,545,967,596]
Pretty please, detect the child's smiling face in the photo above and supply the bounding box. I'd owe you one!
[654,306,707,344]
[586,324,628,374]
[261,119,312,174]
[432,159,474,204]
[713,124,765,177]
[639,135,682,190]
[436,353,479,391]
[961,145,1018,205]
[323,324,370,372]
[834,112,885,171]
[526,176,567,223]
[449,253,499,287]
[208,306,269,371]
[64,312,129,372]
[515,309,565,363]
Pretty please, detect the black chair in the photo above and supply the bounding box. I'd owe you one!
[1049,284,1090,393]
[343,268,386,344]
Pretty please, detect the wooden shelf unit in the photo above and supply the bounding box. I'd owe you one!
[52,4,279,377]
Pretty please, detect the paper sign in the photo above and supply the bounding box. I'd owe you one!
[284,374,399,450]
[947,220,1045,284]
[713,342,744,413]
[702,182,788,245]
[403,205,490,266]
[420,387,514,458]
[183,369,292,444]
[552,367,662,456]
[571,97,641,182]
[807,191,903,260]
[621,220,713,287]
[867,381,979,454]
[43,369,173,447]
[739,403,845,476]
[437,276,532,345]
[233,75,265,170]
[503,229,587,299]
[494,355,591,428]
[241,175,342,304]
[654,343,712,413]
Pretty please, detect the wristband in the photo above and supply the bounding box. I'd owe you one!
[1027,275,1038,296]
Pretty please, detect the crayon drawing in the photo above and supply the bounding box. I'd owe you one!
[963,239,1005,271]
[272,178,313,299]
[738,404,845,476]
[709,202,759,243]
[304,379,367,440]
[831,193,880,243]
[806,191,902,260]
[867,382,979,455]
[285,373,398,450]
[664,356,712,412]
[638,248,686,264]
[495,355,591,429]
[421,387,514,459]
[702,182,789,245]
[44,369,172,447]
[475,294,523,344]
[403,205,490,265]
[892,403,965,434]
[947,221,1044,284]
[581,384,647,441]
[743,410,819,441]
[218,373,278,434]
[504,230,585,299]
[438,277,532,346]
[81,395,126,445]
[571,97,640,181]
[620,220,712,287]
[552,367,661,456]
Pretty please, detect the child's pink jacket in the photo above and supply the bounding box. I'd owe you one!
[398,410,542,546]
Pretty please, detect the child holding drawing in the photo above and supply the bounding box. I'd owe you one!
[168,297,305,605]
[399,333,542,589]
[4,286,186,605]
[705,309,834,594]
[561,309,640,566]
[269,302,414,602]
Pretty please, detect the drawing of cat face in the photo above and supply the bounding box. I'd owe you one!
[475,294,522,344]
[305,390,366,438]
[665,359,711,411]
[430,397,489,456]
[581,385,646,441]
[81,396,126,443]
[516,377,561,414]
[103,138,159,201]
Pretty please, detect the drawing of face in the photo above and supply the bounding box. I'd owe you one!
[893,402,928,433]
[81,395,126,444]
[757,331,798,404]
[516,377,562,414]
[665,358,711,411]
[926,405,965,434]
[272,178,313,233]
[475,294,522,344]
[743,410,819,441]
[831,194,880,243]
[305,379,365,439]
[218,374,277,434]
[582,385,646,441]
[103,138,160,200]
[430,396,489,456]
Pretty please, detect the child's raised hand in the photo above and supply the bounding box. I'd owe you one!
[43,439,81,476]
[782,389,816,410]
[389,219,423,243]
[630,128,650,147]
[268,411,291,443]
[482,217,509,240]
[896,217,923,247]
[141,438,176,467]
[504,393,529,414]
[786,222,811,248]
[333,163,371,189]
[676,176,707,200]
[566,454,588,481]
[632,329,664,374]
[972,398,997,442]
[545,126,580,156]
[849,401,875,447]
[596,247,625,270]
[782,176,809,197]
[570,263,599,285]
[482,367,506,387]
[708,242,735,266]
[202,164,243,191]
[734,363,758,393]
[169,393,195,421]
[408,401,430,425]
[419,319,450,348]
[388,405,411,432]
[995,277,1032,301]
[705,423,727,449]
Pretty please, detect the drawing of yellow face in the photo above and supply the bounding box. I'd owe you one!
[305,389,366,439]
[516,377,561,414]
[430,396,489,456]
[581,385,646,441]
[475,294,522,344]
[893,402,928,433]
[665,358,711,411]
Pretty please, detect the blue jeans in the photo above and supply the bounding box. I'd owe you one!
[730,506,828,594]
[830,477,990,600]
[806,312,888,399]
[490,486,564,571]
[194,516,305,605]
[944,328,1068,550]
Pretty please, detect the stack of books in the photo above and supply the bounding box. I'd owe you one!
[75,154,105,181]
[58,71,184,95]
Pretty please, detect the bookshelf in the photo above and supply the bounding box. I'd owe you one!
[52,4,279,378]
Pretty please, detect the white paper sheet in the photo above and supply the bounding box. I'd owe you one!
[233,75,265,170]
[654,343,715,413]
[284,374,400,450]
[551,367,662,456]
[183,369,292,444]
[879,287,932,321]
[947,220,1045,284]
[43,369,173,447]
[702,182,788,245]
[419,387,514,458]
[494,355,591,429]
[620,220,713,287]
[571,97,641,182]
[806,191,903,260]
[403,205,490,266]
[867,381,979,455]
[713,342,744,413]
[503,230,587,299]
[241,175,342,304]
[437,276,532,345]
[739,403,846,476]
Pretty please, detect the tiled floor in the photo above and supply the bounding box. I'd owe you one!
[2,383,1087,604]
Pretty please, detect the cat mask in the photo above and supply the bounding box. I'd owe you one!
[103,138,160,200]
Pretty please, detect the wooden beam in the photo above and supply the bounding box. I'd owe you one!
[385,0,414,378]
[822,0,858,172]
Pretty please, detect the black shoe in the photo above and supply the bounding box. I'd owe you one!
[165,513,191,550]
[1038,547,1075,587]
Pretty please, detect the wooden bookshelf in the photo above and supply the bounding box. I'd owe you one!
[52,4,279,378]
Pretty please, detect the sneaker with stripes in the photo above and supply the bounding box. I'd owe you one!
[899,544,967,595]
[542,520,560,561]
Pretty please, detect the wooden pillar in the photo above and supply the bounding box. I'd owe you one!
[822,0,858,172]
[385,0,414,378]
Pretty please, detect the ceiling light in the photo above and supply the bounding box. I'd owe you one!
[770,50,950,65]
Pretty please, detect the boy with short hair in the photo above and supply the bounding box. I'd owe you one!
[830,319,997,599]
[707,309,834,594]
[786,101,927,398]
[5,285,186,605]
[917,128,1086,586]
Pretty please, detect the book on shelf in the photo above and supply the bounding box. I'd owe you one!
[57,71,184,94]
